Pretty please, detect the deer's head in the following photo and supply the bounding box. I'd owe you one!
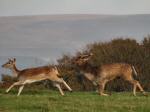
[2,58,16,69]
[73,53,93,65]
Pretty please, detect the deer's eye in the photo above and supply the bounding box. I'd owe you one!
[8,62,11,64]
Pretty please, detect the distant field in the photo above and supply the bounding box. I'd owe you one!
[0,89,149,112]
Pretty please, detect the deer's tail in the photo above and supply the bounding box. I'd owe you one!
[132,66,138,76]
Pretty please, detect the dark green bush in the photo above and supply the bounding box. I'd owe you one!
[58,36,150,91]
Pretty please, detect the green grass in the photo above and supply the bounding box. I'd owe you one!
[0,89,149,112]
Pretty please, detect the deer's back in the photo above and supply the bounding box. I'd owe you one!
[99,63,132,78]
[18,66,52,80]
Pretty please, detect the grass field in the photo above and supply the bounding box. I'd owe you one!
[0,89,149,112]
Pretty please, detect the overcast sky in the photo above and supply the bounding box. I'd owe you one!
[0,0,150,16]
[0,0,150,63]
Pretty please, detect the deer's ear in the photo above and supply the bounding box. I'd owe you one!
[13,58,16,62]
[8,58,13,61]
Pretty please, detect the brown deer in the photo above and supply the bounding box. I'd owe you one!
[73,53,146,96]
[2,58,72,96]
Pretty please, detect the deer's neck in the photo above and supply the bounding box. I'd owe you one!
[11,65,20,77]
[78,62,99,76]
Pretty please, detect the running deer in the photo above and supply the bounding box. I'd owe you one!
[73,53,146,96]
[2,58,72,96]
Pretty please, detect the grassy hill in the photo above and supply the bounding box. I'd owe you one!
[0,89,149,112]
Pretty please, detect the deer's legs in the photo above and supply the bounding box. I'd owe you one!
[136,82,145,92]
[136,81,147,96]
[6,81,22,93]
[133,84,137,96]
[53,83,64,96]
[17,85,24,96]
[98,80,109,96]
[128,79,146,96]
[55,78,72,91]
[61,79,72,91]
[16,80,36,96]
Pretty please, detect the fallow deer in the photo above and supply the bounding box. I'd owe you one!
[73,53,146,96]
[2,58,72,96]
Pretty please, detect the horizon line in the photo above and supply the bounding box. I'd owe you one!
[0,13,150,18]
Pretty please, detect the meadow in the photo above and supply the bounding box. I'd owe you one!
[0,38,149,112]
[0,89,149,112]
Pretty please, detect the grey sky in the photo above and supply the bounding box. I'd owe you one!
[0,14,150,61]
[0,0,150,16]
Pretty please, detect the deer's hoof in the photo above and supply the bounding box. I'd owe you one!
[99,93,109,96]
[70,90,73,93]
[143,92,148,97]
